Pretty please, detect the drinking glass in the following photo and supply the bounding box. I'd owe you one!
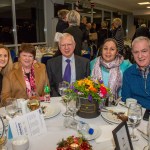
[58,82,69,96]
[128,103,142,141]
[5,98,18,118]
[0,116,7,150]
[68,97,81,119]
[143,116,150,150]
[58,82,70,116]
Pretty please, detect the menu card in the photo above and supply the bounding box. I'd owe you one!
[9,109,47,138]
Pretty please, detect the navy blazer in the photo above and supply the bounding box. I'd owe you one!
[47,55,90,96]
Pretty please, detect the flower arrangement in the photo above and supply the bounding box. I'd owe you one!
[57,135,92,150]
[67,77,110,104]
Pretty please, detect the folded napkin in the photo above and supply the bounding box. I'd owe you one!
[95,125,116,144]
[137,120,148,135]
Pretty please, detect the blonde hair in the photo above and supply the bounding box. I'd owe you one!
[113,18,122,26]
[57,9,69,20]
[101,21,107,28]
[0,44,13,75]
[66,10,80,26]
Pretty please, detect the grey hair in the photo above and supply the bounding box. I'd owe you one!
[66,10,80,26]
[132,36,150,50]
[58,33,75,46]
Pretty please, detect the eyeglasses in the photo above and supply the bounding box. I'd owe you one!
[60,43,73,48]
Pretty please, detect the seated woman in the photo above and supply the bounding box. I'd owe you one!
[90,38,131,101]
[1,43,49,104]
[0,44,13,104]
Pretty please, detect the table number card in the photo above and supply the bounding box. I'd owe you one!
[9,109,47,138]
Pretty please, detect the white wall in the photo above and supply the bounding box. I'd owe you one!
[45,0,63,46]
[127,15,136,40]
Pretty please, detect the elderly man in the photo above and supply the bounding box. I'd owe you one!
[47,33,90,97]
[121,36,150,108]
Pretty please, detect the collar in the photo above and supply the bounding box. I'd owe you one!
[136,64,150,78]
[62,54,74,62]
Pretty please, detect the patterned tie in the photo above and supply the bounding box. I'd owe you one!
[63,59,71,83]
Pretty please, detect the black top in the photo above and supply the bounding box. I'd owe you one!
[56,19,69,33]
[64,26,83,56]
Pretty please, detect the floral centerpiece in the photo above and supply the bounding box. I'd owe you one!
[57,135,92,150]
[66,77,111,118]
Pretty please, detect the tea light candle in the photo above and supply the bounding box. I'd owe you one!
[12,136,29,150]
[70,143,79,149]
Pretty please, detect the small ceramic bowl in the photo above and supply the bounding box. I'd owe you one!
[12,136,29,150]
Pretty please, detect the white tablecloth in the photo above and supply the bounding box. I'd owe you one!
[3,97,148,150]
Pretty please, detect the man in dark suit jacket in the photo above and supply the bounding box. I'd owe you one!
[47,33,90,96]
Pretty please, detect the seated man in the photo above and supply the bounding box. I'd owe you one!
[47,33,90,96]
[121,36,150,108]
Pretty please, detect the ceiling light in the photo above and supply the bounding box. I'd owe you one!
[147,6,150,8]
[87,11,96,14]
[138,2,150,5]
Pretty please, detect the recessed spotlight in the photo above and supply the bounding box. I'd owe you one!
[138,2,150,5]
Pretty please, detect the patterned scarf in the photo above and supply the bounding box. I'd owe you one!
[22,66,36,98]
[91,54,124,99]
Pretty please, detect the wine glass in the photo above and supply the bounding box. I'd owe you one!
[128,103,142,141]
[58,82,70,116]
[68,97,81,119]
[0,116,7,150]
[27,91,40,111]
[58,82,69,96]
[5,98,18,118]
[143,116,150,150]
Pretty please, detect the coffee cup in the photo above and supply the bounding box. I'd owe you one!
[126,98,137,107]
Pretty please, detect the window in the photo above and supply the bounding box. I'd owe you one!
[0,0,14,44]
[15,0,45,43]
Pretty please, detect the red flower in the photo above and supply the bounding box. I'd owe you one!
[100,86,107,97]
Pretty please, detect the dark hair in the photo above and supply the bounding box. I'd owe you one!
[18,43,36,59]
[103,38,118,49]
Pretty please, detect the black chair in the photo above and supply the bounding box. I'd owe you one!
[10,49,16,62]
[41,56,53,65]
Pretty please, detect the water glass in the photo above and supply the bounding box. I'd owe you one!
[5,98,18,118]
[58,82,69,96]
[68,97,81,119]
[128,103,142,141]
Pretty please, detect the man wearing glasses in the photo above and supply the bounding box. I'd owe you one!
[47,33,90,96]
[122,36,150,109]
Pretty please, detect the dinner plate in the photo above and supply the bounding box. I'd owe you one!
[40,103,61,119]
[101,107,128,124]
[81,127,101,141]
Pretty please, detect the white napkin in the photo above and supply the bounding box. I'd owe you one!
[137,120,148,135]
[95,125,116,144]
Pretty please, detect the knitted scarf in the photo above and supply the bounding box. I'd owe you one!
[91,54,124,99]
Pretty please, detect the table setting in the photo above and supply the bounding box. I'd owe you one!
[0,77,149,150]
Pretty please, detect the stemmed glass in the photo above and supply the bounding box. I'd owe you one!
[68,97,81,120]
[5,98,18,118]
[58,82,70,116]
[128,103,142,141]
[28,91,40,111]
[0,116,7,150]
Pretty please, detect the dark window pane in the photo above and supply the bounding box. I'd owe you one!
[0,0,14,44]
[15,0,45,43]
